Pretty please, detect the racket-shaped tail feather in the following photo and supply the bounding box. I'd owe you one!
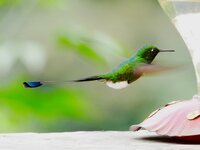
[23,82,43,88]
[23,76,104,88]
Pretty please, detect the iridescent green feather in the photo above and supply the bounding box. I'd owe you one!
[100,45,158,83]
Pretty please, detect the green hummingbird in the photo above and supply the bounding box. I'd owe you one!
[23,45,174,89]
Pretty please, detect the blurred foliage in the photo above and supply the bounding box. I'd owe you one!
[0,0,21,7]
[57,30,129,66]
[0,81,97,131]
[39,0,60,7]
[0,0,62,7]
[58,33,105,65]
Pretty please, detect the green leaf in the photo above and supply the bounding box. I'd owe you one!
[0,81,96,131]
[57,34,106,65]
[39,0,62,7]
[0,0,21,7]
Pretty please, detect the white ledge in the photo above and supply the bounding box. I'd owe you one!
[0,131,199,150]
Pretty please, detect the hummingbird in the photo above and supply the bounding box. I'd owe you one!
[23,45,174,89]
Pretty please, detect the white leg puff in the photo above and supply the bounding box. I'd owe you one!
[106,81,128,89]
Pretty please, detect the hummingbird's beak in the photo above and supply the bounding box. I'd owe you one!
[159,49,175,52]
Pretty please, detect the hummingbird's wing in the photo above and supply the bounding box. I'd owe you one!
[105,64,169,89]
[134,64,175,76]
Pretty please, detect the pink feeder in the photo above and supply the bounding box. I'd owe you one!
[130,95,200,142]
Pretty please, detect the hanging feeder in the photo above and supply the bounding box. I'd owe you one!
[131,0,200,142]
[131,95,200,142]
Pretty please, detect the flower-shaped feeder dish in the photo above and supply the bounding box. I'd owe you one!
[130,95,200,142]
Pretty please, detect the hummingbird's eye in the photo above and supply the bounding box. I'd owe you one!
[151,48,158,53]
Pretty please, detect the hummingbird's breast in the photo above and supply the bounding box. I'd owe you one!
[103,57,145,83]
[105,62,134,82]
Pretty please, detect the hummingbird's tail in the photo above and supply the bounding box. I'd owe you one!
[23,81,44,88]
[23,76,104,88]
[72,76,104,82]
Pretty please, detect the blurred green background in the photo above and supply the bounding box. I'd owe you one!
[0,0,196,132]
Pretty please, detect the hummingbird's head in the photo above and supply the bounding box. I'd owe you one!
[136,45,174,63]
